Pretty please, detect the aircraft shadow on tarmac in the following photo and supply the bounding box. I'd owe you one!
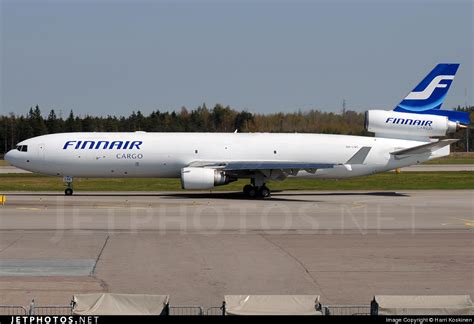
[273,191,409,197]
[163,191,409,201]
[6,191,409,202]
[4,192,314,202]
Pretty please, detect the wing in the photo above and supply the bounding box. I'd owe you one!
[188,161,335,181]
[188,161,335,171]
[188,146,372,177]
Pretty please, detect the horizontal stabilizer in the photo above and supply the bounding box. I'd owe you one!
[405,109,471,125]
[390,139,458,156]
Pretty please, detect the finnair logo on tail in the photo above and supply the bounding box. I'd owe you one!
[404,75,454,100]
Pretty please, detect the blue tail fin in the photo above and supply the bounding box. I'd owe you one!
[394,64,470,125]
[395,63,458,112]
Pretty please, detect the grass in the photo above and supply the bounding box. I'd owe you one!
[0,160,9,166]
[424,158,474,164]
[0,172,472,192]
[424,159,474,164]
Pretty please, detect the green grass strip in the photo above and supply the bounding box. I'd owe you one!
[0,172,472,191]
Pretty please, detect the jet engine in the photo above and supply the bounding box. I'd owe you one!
[180,167,235,189]
[365,110,460,138]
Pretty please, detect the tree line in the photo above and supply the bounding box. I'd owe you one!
[1,104,472,155]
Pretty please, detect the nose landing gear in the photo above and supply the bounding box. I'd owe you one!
[64,176,74,196]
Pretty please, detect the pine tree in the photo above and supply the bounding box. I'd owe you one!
[46,109,63,133]
[28,105,48,136]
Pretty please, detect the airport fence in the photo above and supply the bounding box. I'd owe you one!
[169,306,204,316]
[206,306,225,316]
[28,302,205,316]
[204,304,370,316]
[27,299,74,315]
[1,301,370,316]
[0,305,28,315]
[29,304,74,315]
[324,305,370,316]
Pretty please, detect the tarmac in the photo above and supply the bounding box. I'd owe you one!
[0,166,32,174]
[0,190,473,308]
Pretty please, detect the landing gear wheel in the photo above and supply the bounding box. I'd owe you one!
[247,186,258,198]
[65,188,73,196]
[243,184,253,195]
[259,186,271,198]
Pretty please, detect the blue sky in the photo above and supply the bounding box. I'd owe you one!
[1,0,472,116]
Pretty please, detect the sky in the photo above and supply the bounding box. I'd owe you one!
[1,0,472,117]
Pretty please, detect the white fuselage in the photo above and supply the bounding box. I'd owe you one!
[4,132,448,180]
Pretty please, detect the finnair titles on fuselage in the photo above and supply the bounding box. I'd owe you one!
[5,64,470,197]
[63,140,144,160]
[63,140,143,150]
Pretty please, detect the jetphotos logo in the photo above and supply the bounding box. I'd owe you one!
[63,140,143,150]
[10,316,99,324]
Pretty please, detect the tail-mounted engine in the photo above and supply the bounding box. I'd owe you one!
[365,110,462,138]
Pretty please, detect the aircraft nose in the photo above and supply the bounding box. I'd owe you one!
[4,149,16,164]
[4,150,11,162]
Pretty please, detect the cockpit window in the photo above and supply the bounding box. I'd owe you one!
[15,145,28,152]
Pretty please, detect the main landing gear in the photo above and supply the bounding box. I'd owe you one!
[64,176,74,196]
[243,184,271,198]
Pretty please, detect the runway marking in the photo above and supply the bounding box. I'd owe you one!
[351,201,367,209]
[441,223,465,227]
[96,206,123,209]
[95,205,150,210]
[450,217,474,228]
[16,207,40,211]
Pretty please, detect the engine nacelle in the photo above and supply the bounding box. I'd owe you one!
[365,110,458,138]
[181,167,234,189]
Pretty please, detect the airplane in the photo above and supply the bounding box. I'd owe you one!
[4,63,470,198]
